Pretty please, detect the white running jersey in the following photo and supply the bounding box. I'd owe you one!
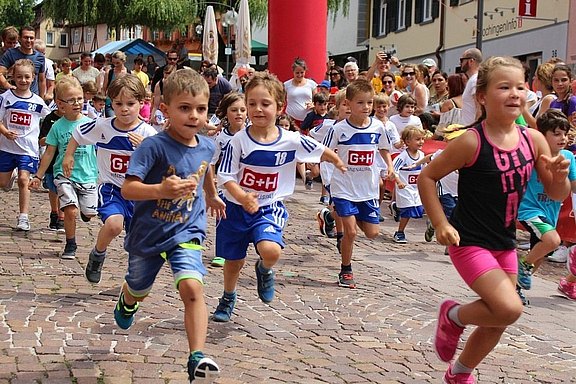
[218,126,325,206]
[211,127,236,165]
[324,117,391,201]
[73,117,157,187]
[393,149,425,208]
[0,90,50,156]
[431,149,458,197]
[310,119,336,186]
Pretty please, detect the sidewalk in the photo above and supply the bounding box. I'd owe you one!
[0,185,575,383]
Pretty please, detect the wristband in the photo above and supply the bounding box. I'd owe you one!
[33,175,42,181]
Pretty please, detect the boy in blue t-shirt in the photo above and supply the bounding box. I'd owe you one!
[117,69,225,383]
[517,109,576,303]
[30,77,97,259]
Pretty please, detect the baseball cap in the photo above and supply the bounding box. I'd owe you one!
[237,67,248,78]
[318,80,331,89]
[422,58,437,67]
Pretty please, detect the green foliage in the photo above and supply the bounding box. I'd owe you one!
[0,0,35,30]
[129,0,199,31]
[244,0,350,28]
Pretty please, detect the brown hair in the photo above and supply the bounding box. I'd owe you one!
[345,79,374,101]
[107,74,146,101]
[163,68,209,105]
[244,72,285,110]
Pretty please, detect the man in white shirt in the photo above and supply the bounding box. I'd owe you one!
[34,39,55,104]
[459,48,482,126]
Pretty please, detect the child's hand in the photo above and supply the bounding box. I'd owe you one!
[160,175,197,199]
[62,155,74,178]
[435,223,460,247]
[397,182,406,189]
[541,153,570,184]
[334,158,347,173]
[2,130,18,141]
[239,192,259,214]
[128,132,144,148]
[28,177,41,190]
[206,195,226,219]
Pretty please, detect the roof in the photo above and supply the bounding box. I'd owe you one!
[92,38,165,57]
[251,39,267,54]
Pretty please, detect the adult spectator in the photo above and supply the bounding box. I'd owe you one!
[438,72,467,130]
[0,26,19,60]
[328,66,347,89]
[380,71,403,116]
[0,26,46,98]
[459,48,482,126]
[132,57,149,89]
[283,58,317,127]
[343,61,359,83]
[34,39,55,103]
[72,52,100,85]
[202,67,232,116]
[150,49,181,92]
[103,50,130,117]
[93,53,106,92]
[367,51,400,93]
[421,58,437,77]
[400,63,429,116]
[146,55,158,77]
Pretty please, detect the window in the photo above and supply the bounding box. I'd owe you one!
[416,0,439,23]
[86,27,93,43]
[398,0,406,29]
[59,33,68,48]
[379,1,387,36]
[152,30,160,40]
[423,0,432,21]
[46,31,54,46]
[72,29,80,45]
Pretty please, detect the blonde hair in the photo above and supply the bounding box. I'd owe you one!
[163,68,209,105]
[12,59,35,75]
[81,80,97,94]
[345,79,374,101]
[244,72,285,110]
[535,62,554,92]
[55,77,82,99]
[334,89,347,108]
[111,50,127,62]
[373,92,390,106]
[401,125,429,142]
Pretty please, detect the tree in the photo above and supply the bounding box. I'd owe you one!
[243,0,350,28]
[0,0,35,31]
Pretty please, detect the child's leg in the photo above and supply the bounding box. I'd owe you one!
[62,205,78,239]
[95,214,124,252]
[397,217,409,232]
[222,259,245,293]
[357,221,379,239]
[525,230,561,270]
[339,215,358,266]
[255,240,281,269]
[16,169,31,214]
[178,278,208,352]
[296,162,307,184]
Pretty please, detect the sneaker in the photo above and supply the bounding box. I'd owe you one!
[557,278,576,300]
[338,271,356,288]
[16,216,30,231]
[80,212,91,222]
[187,353,220,383]
[516,284,530,306]
[114,292,139,330]
[567,246,576,276]
[49,212,59,231]
[548,245,569,263]
[393,231,407,244]
[61,242,77,260]
[210,256,225,267]
[319,195,329,205]
[517,258,534,290]
[305,179,313,190]
[443,364,476,384]
[2,169,17,192]
[212,293,236,322]
[424,220,435,242]
[517,242,531,251]
[255,260,275,303]
[389,201,400,222]
[316,208,335,237]
[56,218,65,232]
[85,248,106,284]
[434,299,465,362]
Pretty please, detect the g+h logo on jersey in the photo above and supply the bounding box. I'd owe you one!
[240,169,278,192]
[348,150,374,166]
[10,111,31,126]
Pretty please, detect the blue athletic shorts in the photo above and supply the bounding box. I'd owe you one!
[97,183,134,229]
[125,240,206,297]
[399,205,424,219]
[332,197,380,224]
[0,150,38,173]
[215,199,288,260]
[42,173,57,193]
[439,194,458,219]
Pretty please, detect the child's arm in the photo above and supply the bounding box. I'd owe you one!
[379,148,394,178]
[406,153,433,169]
[62,137,80,178]
[223,181,259,214]
[29,145,57,190]
[320,147,346,172]
[529,130,571,201]
[122,174,197,201]
[0,122,17,141]
[203,167,226,219]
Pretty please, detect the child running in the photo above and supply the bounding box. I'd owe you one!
[62,74,157,283]
[516,109,576,303]
[115,68,225,382]
[323,79,393,288]
[0,59,50,230]
[209,91,247,267]
[212,72,344,322]
[418,56,571,383]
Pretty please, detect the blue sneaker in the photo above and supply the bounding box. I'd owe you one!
[516,284,530,306]
[114,292,139,330]
[393,231,407,244]
[390,202,400,222]
[517,258,533,290]
[255,260,275,303]
[187,352,220,383]
[212,293,236,322]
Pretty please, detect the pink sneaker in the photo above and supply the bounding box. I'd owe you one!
[434,300,465,362]
[567,246,576,276]
[443,365,476,384]
[558,278,576,300]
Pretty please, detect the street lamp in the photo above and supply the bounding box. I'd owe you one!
[221,9,238,77]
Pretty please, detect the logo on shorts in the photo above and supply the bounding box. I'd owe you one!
[408,174,419,184]
[10,111,31,126]
[110,153,131,173]
[263,225,276,233]
[240,169,278,192]
[348,150,374,166]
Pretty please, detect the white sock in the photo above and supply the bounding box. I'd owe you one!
[452,359,473,375]
[448,305,465,327]
[19,213,28,220]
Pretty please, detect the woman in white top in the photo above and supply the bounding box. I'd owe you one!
[283,58,317,128]
[400,64,429,116]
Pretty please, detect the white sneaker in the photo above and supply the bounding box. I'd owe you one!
[2,169,17,192]
[548,245,569,263]
[517,242,530,250]
[16,216,30,231]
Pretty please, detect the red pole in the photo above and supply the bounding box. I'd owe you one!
[268,0,328,83]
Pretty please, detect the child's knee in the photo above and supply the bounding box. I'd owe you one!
[104,219,123,236]
[542,231,561,249]
[256,241,282,260]
[178,278,204,301]
[494,301,523,325]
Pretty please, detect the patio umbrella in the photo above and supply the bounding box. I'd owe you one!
[230,0,251,90]
[202,6,218,65]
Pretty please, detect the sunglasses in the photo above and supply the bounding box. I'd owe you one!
[330,72,339,76]
[459,57,473,63]
[402,72,415,77]
[382,80,394,84]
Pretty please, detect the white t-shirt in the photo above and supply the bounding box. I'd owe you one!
[461,72,478,126]
[431,149,458,197]
[73,117,157,187]
[0,90,50,156]
[324,117,392,201]
[284,78,317,121]
[211,127,236,165]
[72,66,101,85]
[218,127,325,207]
[45,57,55,81]
[311,119,336,186]
[393,149,424,208]
[388,114,422,154]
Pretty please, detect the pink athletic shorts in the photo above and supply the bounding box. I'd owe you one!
[448,245,518,286]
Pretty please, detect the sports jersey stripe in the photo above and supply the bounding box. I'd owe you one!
[79,120,97,135]
[219,143,233,173]
[322,127,334,146]
[270,201,287,228]
[241,149,296,167]
[300,136,317,153]
[7,100,45,113]
[97,136,135,151]
[340,132,381,145]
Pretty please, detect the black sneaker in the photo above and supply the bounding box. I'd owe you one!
[85,248,106,284]
[338,271,356,288]
[56,218,65,232]
[424,220,435,242]
[49,212,59,231]
[80,212,91,222]
[61,242,77,260]
[389,202,400,222]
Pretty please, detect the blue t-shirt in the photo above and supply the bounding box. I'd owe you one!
[124,131,215,256]
[0,48,45,96]
[549,95,576,118]
[518,149,576,225]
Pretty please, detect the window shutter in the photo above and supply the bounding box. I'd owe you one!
[372,0,381,37]
[450,0,459,6]
[405,0,413,28]
[432,0,440,19]
[386,0,397,34]
[415,0,423,24]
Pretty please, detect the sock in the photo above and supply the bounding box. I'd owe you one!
[120,292,136,310]
[451,359,473,375]
[340,264,352,273]
[448,305,465,327]
[336,232,343,239]
[257,260,272,274]
[66,237,76,246]
[19,213,28,220]
[223,291,236,300]
[190,350,204,362]
[92,247,107,258]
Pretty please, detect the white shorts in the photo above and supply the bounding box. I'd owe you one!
[54,175,98,216]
